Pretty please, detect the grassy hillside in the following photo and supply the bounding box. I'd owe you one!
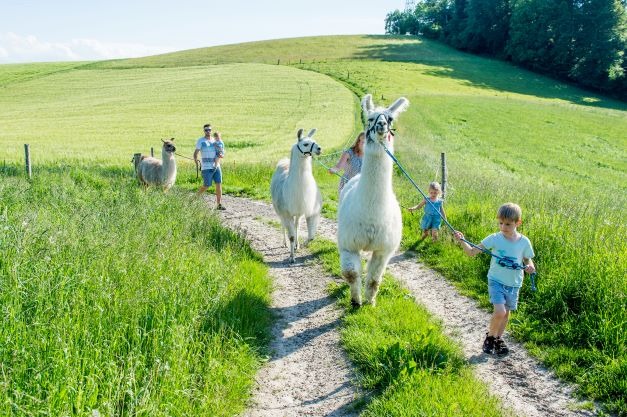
[0,63,355,164]
[2,34,625,414]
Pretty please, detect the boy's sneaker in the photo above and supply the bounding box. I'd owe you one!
[216,204,226,211]
[494,337,509,355]
[482,333,496,354]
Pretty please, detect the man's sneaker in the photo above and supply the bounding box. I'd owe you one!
[216,204,226,211]
[482,333,496,354]
[494,337,509,355]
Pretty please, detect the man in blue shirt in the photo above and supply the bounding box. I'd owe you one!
[194,124,226,210]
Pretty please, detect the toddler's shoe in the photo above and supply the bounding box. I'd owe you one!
[494,337,509,355]
[217,204,226,211]
[482,333,496,354]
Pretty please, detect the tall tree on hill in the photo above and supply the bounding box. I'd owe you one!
[444,0,469,48]
[507,0,576,77]
[414,0,452,39]
[385,9,416,35]
[460,0,511,55]
[570,0,626,93]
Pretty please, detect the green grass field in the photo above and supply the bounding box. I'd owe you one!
[0,166,272,416]
[1,34,625,415]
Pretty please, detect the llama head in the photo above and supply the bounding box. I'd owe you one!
[294,128,321,157]
[361,94,409,147]
[161,138,176,153]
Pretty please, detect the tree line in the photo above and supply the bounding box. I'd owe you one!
[385,0,627,99]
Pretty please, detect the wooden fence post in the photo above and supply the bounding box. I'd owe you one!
[24,144,32,179]
[440,152,447,199]
[133,153,142,178]
[150,147,154,157]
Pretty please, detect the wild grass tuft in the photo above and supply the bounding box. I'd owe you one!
[310,239,512,416]
[0,163,272,416]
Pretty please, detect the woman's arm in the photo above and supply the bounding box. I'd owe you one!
[329,151,349,174]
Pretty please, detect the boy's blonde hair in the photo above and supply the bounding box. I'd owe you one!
[497,202,522,222]
[429,181,442,195]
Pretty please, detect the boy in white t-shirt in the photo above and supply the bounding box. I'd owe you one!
[193,124,226,210]
[454,202,536,355]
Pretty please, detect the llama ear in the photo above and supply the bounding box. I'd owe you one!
[388,97,409,118]
[297,128,304,141]
[361,94,374,113]
[170,137,175,141]
[161,138,166,143]
[307,128,317,138]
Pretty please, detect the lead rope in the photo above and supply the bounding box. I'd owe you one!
[175,152,200,180]
[381,142,537,291]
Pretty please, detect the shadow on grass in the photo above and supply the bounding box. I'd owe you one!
[353,35,627,111]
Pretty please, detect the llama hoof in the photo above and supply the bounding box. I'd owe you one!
[350,299,362,309]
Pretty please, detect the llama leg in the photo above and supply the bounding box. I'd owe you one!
[365,251,392,306]
[294,216,301,250]
[304,213,320,247]
[340,250,362,307]
[285,217,297,263]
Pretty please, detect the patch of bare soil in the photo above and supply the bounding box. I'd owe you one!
[216,194,597,417]
[216,195,359,417]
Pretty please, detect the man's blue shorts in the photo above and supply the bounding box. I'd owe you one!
[421,214,442,231]
[201,167,222,187]
[488,279,520,310]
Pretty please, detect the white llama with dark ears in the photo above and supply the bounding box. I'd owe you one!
[337,94,409,306]
[137,138,177,191]
[270,128,323,263]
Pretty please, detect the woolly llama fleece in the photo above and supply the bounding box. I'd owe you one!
[137,138,177,191]
[337,94,409,306]
[270,128,322,263]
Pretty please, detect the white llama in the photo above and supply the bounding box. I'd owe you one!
[337,94,409,307]
[270,128,323,263]
[137,138,178,191]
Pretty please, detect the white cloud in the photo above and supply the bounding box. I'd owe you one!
[0,32,175,64]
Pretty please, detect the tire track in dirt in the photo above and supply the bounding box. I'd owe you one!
[216,196,359,417]
[217,194,597,417]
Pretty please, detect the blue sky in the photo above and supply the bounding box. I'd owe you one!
[0,0,406,64]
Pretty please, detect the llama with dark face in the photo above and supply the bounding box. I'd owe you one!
[137,138,177,191]
[337,94,409,306]
[270,129,323,263]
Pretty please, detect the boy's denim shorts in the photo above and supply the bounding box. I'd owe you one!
[421,214,442,230]
[488,279,520,310]
[201,167,222,187]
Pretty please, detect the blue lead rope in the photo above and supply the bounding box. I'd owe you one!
[313,158,350,182]
[381,143,537,291]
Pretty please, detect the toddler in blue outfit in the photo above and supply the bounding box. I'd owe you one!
[408,181,447,241]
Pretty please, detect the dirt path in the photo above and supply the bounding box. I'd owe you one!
[216,194,596,417]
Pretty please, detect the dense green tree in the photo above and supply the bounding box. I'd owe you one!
[444,0,469,48]
[570,0,626,92]
[414,0,453,39]
[384,0,627,96]
[507,0,576,77]
[460,0,511,55]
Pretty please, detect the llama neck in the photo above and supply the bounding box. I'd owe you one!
[161,150,177,179]
[287,146,313,182]
[356,145,394,198]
